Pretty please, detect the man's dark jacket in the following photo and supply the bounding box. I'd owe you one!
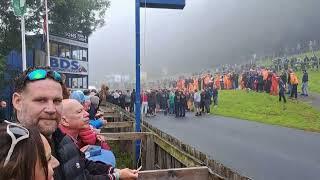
[52,128,117,180]
[302,72,308,83]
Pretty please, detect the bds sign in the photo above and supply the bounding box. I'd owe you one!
[50,57,88,75]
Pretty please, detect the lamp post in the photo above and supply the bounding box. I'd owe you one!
[134,0,185,164]
[12,0,27,70]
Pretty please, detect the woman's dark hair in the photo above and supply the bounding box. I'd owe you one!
[0,123,48,180]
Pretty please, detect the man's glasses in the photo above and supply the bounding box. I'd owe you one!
[3,121,30,167]
[26,69,62,83]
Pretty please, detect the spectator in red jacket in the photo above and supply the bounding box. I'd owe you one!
[69,91,109,148]
[59,99,113,164]
[141,91,148,116]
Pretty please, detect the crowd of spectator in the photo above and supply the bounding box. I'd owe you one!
[102,54,317,117]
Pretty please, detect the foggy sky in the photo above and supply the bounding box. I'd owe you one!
[89,0,320,84]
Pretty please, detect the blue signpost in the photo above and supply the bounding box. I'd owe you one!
[135,0,185,164]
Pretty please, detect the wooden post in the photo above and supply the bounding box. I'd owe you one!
[145,135,155,170]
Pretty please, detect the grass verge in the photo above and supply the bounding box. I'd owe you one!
[296,71,320,94]
[211,90,320,132]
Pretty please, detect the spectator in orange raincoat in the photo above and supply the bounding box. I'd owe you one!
[177,79,184,90]
[262,69,268,91]
[204,74,211,87]
[289,71,299,99]
[193,77,199,91]
[239,75,245,89]
[262,69,268,80]
[224,75,229,89]
[270,72,279,96]
[215,76,221,89]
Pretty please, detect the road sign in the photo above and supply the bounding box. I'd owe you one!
[140,0,185,9]
[12,0,26,16]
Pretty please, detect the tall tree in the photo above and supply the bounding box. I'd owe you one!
[0,0,110,56]
[49,0,110,37]
[0,53,6,89]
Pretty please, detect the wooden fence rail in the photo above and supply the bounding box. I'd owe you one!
[100,103,252,180]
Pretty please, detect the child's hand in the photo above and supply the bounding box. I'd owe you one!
[97,134,106,142]
[80,145,90,152]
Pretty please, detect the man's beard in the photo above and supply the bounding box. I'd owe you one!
[37,118,60,136]
[17,110,61,136]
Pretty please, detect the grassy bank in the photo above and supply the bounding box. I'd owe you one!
[257,50,320,67]
[296,71,320,94]
[211,90,320,132]
[291,50,320,60]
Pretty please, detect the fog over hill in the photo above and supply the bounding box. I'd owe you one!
[89,0,320,83]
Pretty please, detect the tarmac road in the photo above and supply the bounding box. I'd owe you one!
[145,113,320,180]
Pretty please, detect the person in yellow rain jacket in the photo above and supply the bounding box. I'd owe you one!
[289,70,299,99]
